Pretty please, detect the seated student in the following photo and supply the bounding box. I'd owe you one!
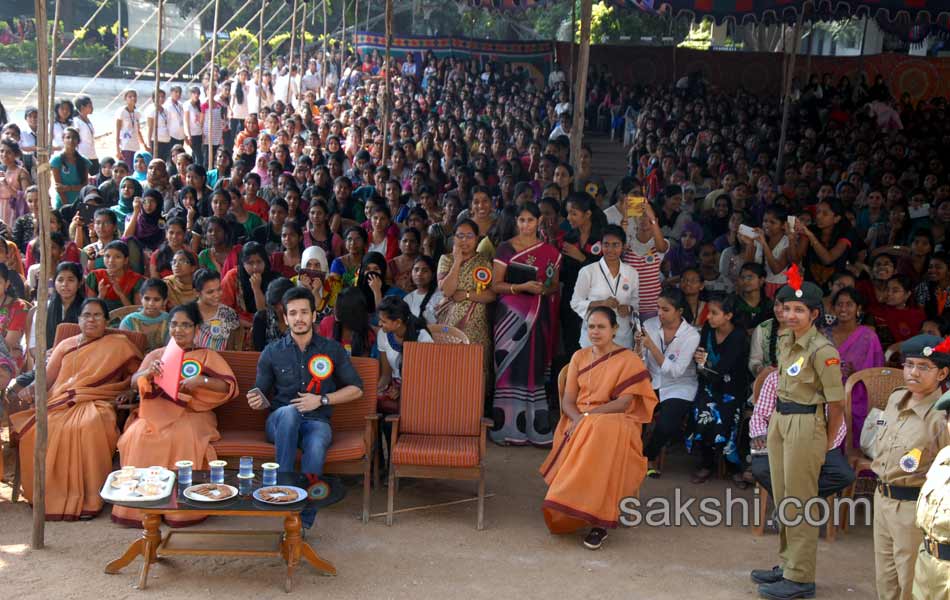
[733,262,773,335]
[870,334,950,600]
[123,189,166,253]
[638,288,700,478]
[149,218,189,279]
[319,287,377,358]
[270,217,303,279]
[85,240,145,312]
[869,274,927,347]
[247,286,363,528]
[163,249,199,309]
[748,369,854,499]
[81,208,121,273]
[221,241,279,331]
[192,268,241,351]
[119,278,170,352]
[357,251,406,318]
[375,296,434,416]
[113,302,238,527]
[748,299,786,377]
[10,298,142,521]
[0,237,28,300]
[251,277,295,352]
[26,231,66,300]
[28,261,84,362]
[402,256,442,325]
[252,198,289,256]
[540,306,658,550]
[679,266,709,327]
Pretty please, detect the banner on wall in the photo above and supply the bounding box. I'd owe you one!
[353,32,554,88]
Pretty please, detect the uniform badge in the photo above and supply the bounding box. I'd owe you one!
[786,357,804,377]
[623,284,630,291]
[181,360,203,379]
[900,448,922,473]
[825,358,840,367]
[590,242,602,256]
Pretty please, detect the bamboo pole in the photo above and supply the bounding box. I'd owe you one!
[323,0,329,91]
[193,3,269,81]
[381,0,392,165]
[774,10,803,183]
[31,0,54,550]
[365,0,370,31]
[257,0,265,114]
[299,0,307,70]
[288,0,299,104]
[569,0,592,175]
[354,0,359,36]
[75,6,159,97]
[153,0,165,157]
[48,0,61,146]
[569,0,577,86]
[15,0,110,109]
[340,0,346,82]
[208,0,222,170]
[226,8,294,75]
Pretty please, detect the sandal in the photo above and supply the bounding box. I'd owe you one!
[691,468,712,484]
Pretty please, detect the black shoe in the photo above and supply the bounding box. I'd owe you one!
[583,528,608,550]
[751,566,784,584]
[758,579,816,599]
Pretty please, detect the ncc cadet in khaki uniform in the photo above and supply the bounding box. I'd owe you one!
[751,267,846,600]
[913,389,950,600]
[871,335,950,600]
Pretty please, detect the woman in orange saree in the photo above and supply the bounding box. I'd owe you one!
[113,303,237,527]
[540,306,658,549]
[11,298,142,521]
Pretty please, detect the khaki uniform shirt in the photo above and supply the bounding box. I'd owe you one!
[917,445,950,544]
[776,327,845,406]
[871,388,950,487]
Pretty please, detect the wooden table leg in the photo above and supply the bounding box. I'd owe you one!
[137,514,162,589]
[282,514,302,592]
[300,542,336,576]
[104,538,145,574]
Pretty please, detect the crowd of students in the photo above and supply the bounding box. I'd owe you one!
[1,42,950,600]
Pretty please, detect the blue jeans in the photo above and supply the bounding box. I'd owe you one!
[265,405,333,476]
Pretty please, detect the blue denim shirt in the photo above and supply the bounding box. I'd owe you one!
[255,333,363,422]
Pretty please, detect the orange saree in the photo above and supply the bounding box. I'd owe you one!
[11,334,142,521]
[539,347,658,534]
[113,347,237,526]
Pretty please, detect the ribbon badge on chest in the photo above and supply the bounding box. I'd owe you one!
[306,355,334,393]
[181,359,203,379]
[473,266,492,293]
[786,357,804,377]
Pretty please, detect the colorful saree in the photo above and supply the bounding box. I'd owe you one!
[540,347,657,534]
[832,325,885,447]
[491,240,561,446]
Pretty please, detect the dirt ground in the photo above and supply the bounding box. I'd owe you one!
[0,446,876,600]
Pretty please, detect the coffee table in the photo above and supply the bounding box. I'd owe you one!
[103,470,345,592]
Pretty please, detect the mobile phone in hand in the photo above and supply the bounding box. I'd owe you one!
[248,387,270,408]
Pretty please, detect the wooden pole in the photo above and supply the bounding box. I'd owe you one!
[569,0,592,175]
[31,0,54,550]
[153,0,164,157]
[354,0,359,37]
[804,21,813,80]
[75,6,159,96]
[299,0,307,71]
[323,0,328,91]
[258,0,265,114]
[288,0,299,104]
[208,0,221,170]
[774,11,803,183]
[381,0,392,165]
[569,0,577,86]
[340,0,346,85]
[48,0,61,144]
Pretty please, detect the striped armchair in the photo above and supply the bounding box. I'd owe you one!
[385,342,490,529]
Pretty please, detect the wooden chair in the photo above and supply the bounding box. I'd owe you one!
[426,324,470,345]
[107,304,143,328]
[839,366,904,529]
[3,323,148,502]
[386,342,489,529]
[210,351,381,523]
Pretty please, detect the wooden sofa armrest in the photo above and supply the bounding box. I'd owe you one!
[385,414,400,446]
[480,417,493,428]
[480,418,493,457]
[362,413,381,451]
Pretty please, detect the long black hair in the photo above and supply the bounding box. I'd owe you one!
[153,218,188,274]
[412,255,438,318]
[377,296,426,343]
[47,261,85,344]
[237,241,277,314]
[333,287,372,357]
[658,286,693,326]
[357,251,389,312]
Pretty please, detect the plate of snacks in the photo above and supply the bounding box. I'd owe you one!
[253,486,307,505]
[100,466,176,502]
[183,483,238,502]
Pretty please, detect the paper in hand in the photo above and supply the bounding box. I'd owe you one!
[157,337,185,401]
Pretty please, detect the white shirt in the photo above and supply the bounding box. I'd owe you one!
[145,104,171,143]
[74,115,97,159]
[20,125,36,151]
[548,70,565,88]
[164,99,186,140]
[230,84,250,120]
[301,68,321,93]
[604,203,638,246]
[761,236,789,285]
[642,317,700,402]
[554,101,572,116]
[377,329,433,381]
[115,106,142,151]
[570,257,640,349]
[184,102,202,138]
[403,288,443,325]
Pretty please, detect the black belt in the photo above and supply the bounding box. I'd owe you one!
[924,537,950,561]
[775,400,818,415]
[877,482,921,501]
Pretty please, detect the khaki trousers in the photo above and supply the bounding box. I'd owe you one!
[912,544,950,600]
[767,410,827,584]
[874,491,923,600]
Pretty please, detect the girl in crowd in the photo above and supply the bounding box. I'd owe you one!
[869,274,926,348]
[689,293,749,484]
[0,140,30,228]
[748,300,786,377]
[679,267,708,327]
[330,226,367,287]
[303,199,344,260]
[367,205,400,261]
[914,251,950,320]
[663,221,703,278]
[559,193,604,359]
[28,262,84,361]
[826,287,884,442]
[388,228,422,293]
[732,262,773,335]
[403,256,442,325]
[163,249,198,309]
[857,252,897,309]
[221,241,278,332]
[297,245,340,319]
[640,288,700,478]
[50,127,91,209]
[123,189,166,253]
[319,287,376,358]
[270,219,304,279]
[119,278,170,352]
[197,215,242,276]
[755,206,790,298]
[84,240,144,312]
[491,203,561,446]
[790,198,853,286]
[251,277,295,351]
[622,202,669,319]
[192,269,241,351]
[149,218,188,278]
[357,251,405,315]
[569,224,639,349]
[0,263,29,368]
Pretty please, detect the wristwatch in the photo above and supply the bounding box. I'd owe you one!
[320,394,330,407]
